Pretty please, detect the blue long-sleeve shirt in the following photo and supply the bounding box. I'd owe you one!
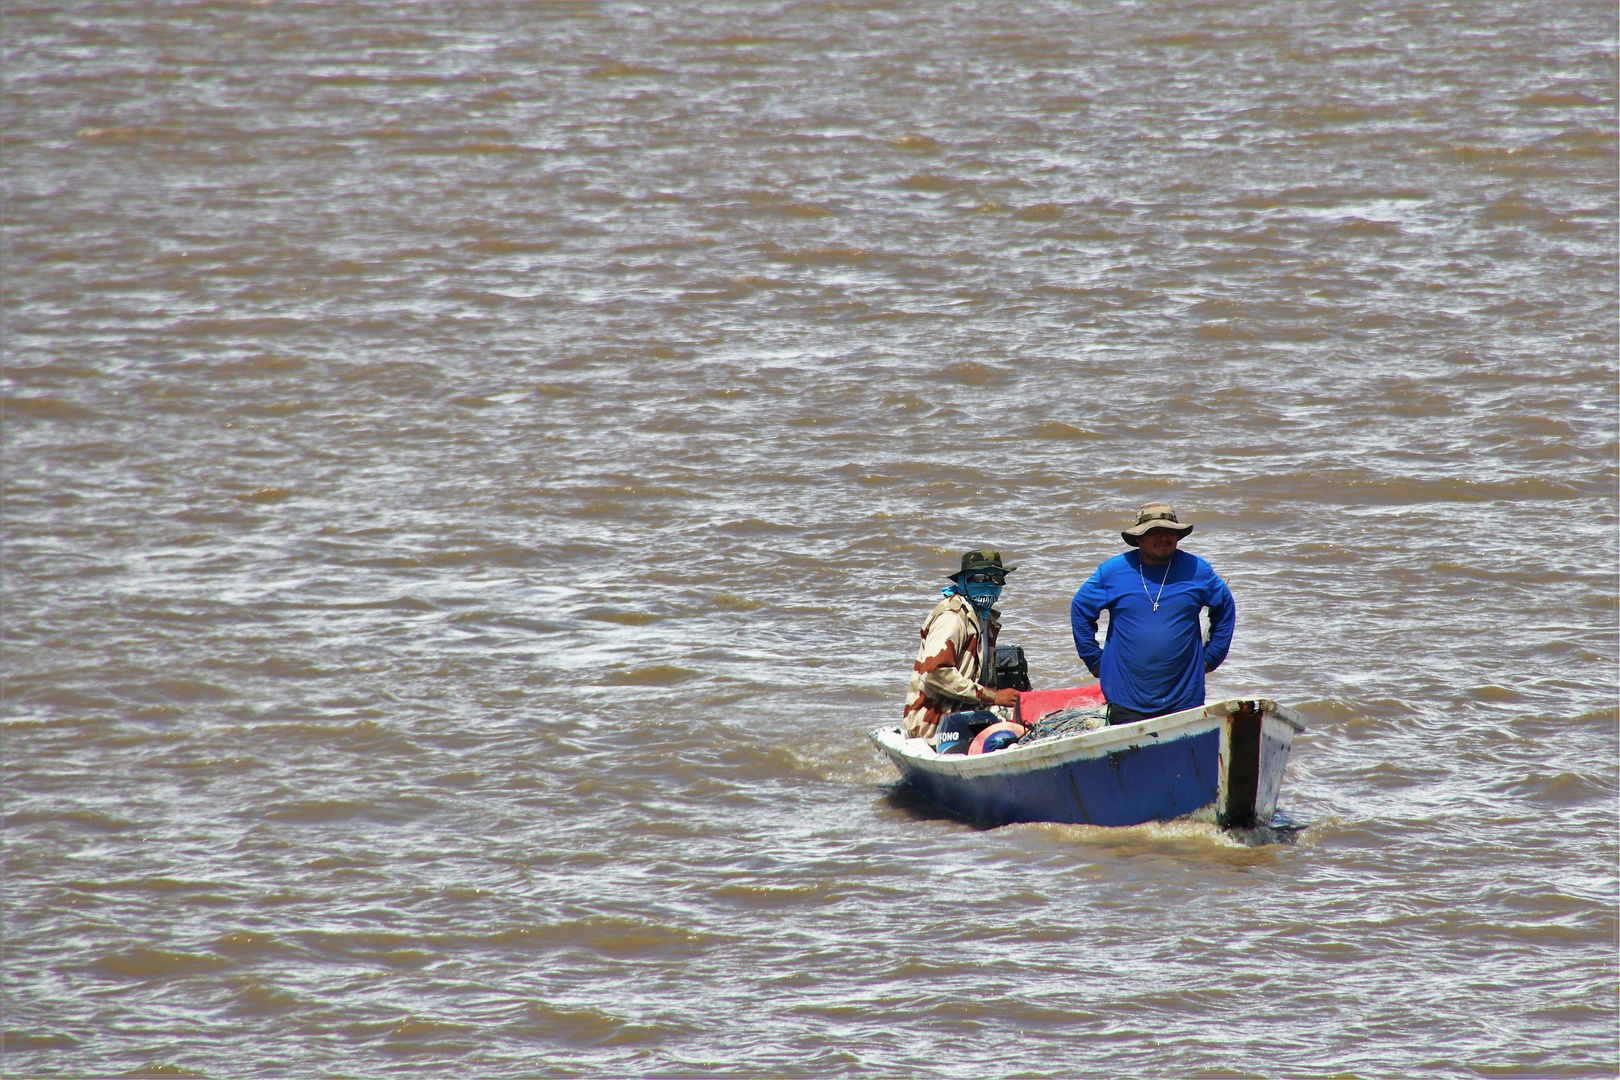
[1070,549,1235,716]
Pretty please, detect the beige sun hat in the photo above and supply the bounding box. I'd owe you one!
[1121,503,1194,547]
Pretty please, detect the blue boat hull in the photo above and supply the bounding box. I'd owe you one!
[871,698,1303,829]
[901,728,1219,827]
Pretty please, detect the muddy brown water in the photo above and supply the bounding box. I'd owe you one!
[4,1,1617,1076]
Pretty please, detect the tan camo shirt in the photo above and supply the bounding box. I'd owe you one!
[902,594,1001,743]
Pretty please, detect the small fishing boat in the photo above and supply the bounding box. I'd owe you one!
[870,690,1305,829]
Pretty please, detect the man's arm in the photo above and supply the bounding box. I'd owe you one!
[1202,572,1236,672]
[1070,570,1107,676]
[919,658,998,708]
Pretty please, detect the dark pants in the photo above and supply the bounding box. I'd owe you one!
[1106,703,1153,726]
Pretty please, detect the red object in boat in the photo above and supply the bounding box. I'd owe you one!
[1017,684,1106,725]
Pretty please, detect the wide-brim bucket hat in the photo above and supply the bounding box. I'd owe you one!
[1121,503,1193,547]
[948,548,1018,580]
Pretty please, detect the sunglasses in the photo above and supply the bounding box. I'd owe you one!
[964,572,1006,585]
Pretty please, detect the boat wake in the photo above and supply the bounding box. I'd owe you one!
[883,782,1309,849]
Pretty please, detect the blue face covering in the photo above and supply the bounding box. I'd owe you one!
[962,580,1003,610]
[943,578,1003,614]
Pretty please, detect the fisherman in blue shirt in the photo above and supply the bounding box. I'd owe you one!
[1071,503,1235,725]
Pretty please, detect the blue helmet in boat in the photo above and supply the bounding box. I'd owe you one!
[979,729,1020,754]
[969,720,1024,755]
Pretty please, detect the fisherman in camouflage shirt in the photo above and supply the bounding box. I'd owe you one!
[903,549,1022,744]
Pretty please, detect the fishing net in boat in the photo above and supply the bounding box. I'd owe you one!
[1017,706,1107,744]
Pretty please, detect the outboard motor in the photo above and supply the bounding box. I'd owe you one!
[935,710,999,755]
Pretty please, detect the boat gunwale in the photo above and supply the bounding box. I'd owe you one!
[869,696,1302,780]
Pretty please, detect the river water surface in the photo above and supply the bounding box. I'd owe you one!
[4,1,1617,1076]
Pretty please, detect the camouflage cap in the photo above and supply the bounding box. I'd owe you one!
[948,548,1018,580]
